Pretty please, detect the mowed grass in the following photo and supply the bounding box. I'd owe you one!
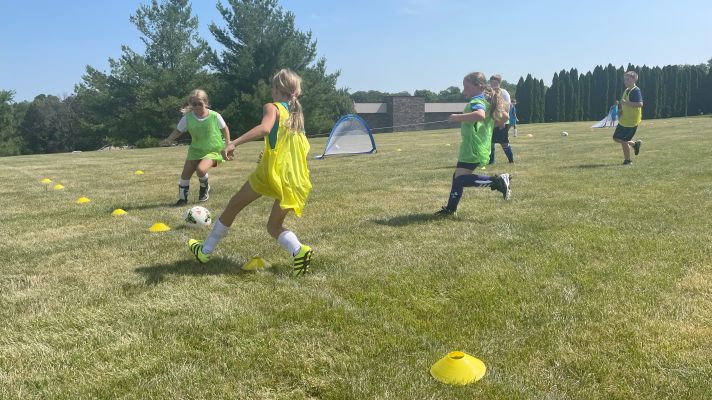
[1,116,711,399]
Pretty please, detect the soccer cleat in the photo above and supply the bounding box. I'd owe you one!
[435,206,456,217]
[198,183,210,202]
[174,198,188,207]
[292,245,313,277]
[633,140,641,156]
[188,239,211,264]
[623,160,632,165]
[494,173,511,200]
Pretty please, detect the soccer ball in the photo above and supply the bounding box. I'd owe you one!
[184,206,212,228]
[561,131,569,136]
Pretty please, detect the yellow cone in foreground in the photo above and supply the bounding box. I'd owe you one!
[111,209,127,216]
[135,170,144,175]
[430,351,486,386]
[148,222,171,232]
[53,184,65,190]
[242,256,271,271]
[40,178,53,184]
[76,197,91,204]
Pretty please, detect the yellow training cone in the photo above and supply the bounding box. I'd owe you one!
[526,133,533,138]
[242,256,271,271]
[148,222,171,232]
[40,178,53,184]
[396,148,402,152]
[430,351,486,386]
[134,170,144,175]
[76,197,91,204]
[53,184,65,190]
[111,209,127,216]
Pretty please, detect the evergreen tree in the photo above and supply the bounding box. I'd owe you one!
[210,0,352,136]
[76,0,211,146]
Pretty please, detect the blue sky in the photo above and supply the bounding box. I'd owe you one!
[2,0,711,102]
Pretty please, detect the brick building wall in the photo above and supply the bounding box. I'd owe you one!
[354,97,464,132]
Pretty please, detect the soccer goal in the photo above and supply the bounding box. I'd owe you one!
[315,114,376,159]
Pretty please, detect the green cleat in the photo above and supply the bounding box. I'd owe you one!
[188,239,211,264]
[292,245,313,277]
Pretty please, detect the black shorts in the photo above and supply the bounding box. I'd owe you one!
[613,125,638,141]
[492,124,510,144]
[456,161,480,170]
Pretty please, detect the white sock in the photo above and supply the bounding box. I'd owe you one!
[277,230,302,256]
[203,219,229,254]
[178,178,190,200]
[198,173,209,185]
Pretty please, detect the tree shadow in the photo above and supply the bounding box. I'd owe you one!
[115,202,179,212]
[372,212,461,227]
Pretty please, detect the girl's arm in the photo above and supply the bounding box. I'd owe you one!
[225,103,278,155]
[448,109,486,123]
[220,125,232,160]
[160,129,182,146]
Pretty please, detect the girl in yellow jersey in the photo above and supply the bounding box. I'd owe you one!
[188,69,313,276]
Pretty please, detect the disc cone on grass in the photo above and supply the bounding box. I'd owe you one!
[148,222,171,232]
[76,197,91,204]
[242,256,271,271]
[430,351,486,386]
[40,178,53,184]
[53,184,65,190]
[111,209,127,216]
[135,170,144,175]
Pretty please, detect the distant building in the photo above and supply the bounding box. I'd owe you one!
[354,96,465,132]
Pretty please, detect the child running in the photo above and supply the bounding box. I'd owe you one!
[161,89,231,206]
[613,71,643,165]
[436,72,511,216]
[188,69,313,276]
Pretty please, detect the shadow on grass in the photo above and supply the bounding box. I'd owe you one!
[566,163,617,169]
[114,202,177,212]
[372,212,460,227]
[134,258,247,285]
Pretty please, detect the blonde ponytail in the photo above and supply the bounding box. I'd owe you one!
[272,69,305,134]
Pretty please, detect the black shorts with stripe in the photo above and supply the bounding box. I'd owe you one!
[613,124,638,141]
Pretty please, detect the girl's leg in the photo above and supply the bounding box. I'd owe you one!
[614,138,632,161]
[176,160,199,204]
[268,200,312,275]
[502,143,514,163]
[201,182,261,255]
[196,158,216,202]
[443,167,494,212]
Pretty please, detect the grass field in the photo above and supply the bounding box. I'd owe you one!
[2,116,711,399]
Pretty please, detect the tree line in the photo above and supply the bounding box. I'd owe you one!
[515,62,712,124]
[1,1,711,156]
[0,0,353,156]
